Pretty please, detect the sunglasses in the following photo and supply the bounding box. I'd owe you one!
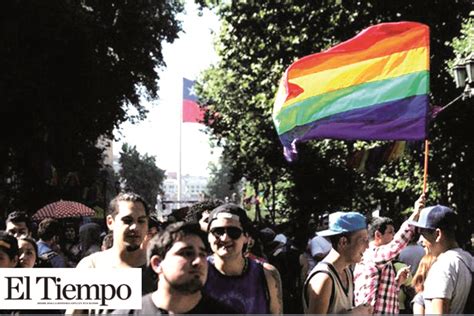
[210,227,243,240]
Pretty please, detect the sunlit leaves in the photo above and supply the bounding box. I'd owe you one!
[197,0,473,226]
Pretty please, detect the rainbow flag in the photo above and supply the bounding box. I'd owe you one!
[273,22,430,161]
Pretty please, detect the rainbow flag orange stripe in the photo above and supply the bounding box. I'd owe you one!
[273,22,430,161]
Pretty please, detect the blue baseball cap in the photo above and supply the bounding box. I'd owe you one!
[408,205,457,230]
[317,212,367,237]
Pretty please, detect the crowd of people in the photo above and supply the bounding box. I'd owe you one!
[0,192,472,314]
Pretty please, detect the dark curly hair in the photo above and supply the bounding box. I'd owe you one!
[108,192,149,218]
[368,217,394,240]
[184,199,224,223]
[6,211,32,232]
[147,222,206,264]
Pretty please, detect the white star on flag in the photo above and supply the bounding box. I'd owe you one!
[188,86,196,97]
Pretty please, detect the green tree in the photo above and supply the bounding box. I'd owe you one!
[206,157,242,202]
[197,0,472,233]
[436,13,474,248]
[449,13,474,66]
[119,143,165,210]
[0,0,184,216]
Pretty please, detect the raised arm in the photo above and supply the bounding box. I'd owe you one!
[408,193,425,222]
[372,194,425,264]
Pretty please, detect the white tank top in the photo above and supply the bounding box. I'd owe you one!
[303,262,354,313]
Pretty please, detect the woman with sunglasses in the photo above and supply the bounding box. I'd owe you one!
[203,204,283,314]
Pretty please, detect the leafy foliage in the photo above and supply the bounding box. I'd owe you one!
[438,14,474,246]
[448,14,474,66]
[197,0,472,235]
[119,144,165,210]
[0,0,184,216]
[206,157,242,202]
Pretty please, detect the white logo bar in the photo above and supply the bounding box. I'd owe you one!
[0,268,142,310]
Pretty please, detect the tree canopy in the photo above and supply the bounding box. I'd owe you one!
[0,0,184,216]
[119,143,166,210]
[197,0,473,236]
[206,157,241,201]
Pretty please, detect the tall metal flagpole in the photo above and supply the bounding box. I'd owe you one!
[177,78,183,209]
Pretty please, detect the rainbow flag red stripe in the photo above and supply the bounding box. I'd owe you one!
[273,22,430,161]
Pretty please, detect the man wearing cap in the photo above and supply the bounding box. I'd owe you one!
[353,195,425,314]
[412,205,473,314]
[309,235,332,263]
[204,203,283,314]
[304,211,372,314]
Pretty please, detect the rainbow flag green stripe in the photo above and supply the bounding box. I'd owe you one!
[275,70,429,135]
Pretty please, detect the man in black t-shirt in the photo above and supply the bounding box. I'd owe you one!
[114,222,235,315]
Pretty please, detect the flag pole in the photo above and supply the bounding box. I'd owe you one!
[422,139,429,194]
[178,79,183,209]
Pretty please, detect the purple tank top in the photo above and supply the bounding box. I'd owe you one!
[204,256,270,314]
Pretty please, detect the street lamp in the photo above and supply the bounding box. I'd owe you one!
[453,53,474,99]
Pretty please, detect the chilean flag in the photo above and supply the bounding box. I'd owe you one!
[182,78,204,123]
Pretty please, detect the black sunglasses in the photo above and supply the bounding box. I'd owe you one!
[210,227,243,240]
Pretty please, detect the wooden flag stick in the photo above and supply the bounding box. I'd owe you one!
[422,139,429,194]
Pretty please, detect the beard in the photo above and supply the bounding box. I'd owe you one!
[165,275,204,294]
[126,244,140,252]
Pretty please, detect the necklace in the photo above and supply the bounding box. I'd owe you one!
[242,257,249,275]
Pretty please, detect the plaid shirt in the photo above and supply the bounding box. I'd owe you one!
[354,221,415,314]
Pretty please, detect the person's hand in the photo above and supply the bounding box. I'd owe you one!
[396,265,411,285]
[409,194,426,221]
[350,303,373,314]
[414,193,426,212]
